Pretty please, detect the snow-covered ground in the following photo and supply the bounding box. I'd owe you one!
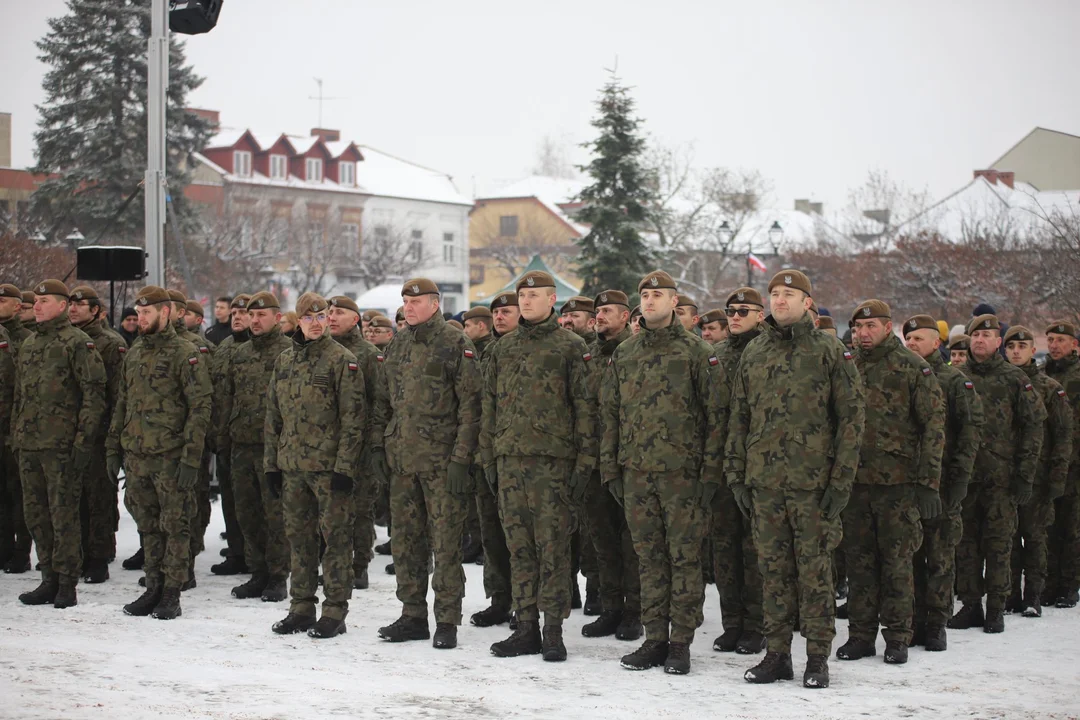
[2,497,1080,720]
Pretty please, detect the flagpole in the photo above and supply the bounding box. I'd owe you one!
[747,238,752,287]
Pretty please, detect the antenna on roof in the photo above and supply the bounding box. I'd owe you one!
[309,78,345,128]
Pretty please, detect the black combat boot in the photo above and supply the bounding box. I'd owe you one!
[261,577,287,602]
[713,627,741,652]
[53,580,78,609]
[947,602,984,629]
[433,622,457,649]
[121,547,144,571]
[581,609,622,638]
[4,554,31,573]
[910,621,926,647]
[378,615,431,642]
[615,613,643,641]
[308,616,347,639]
[385,562,395,575]
[1056,590,1079,608]
[983,606,1005,633]
[924,624,947,651]
[620,639,668,670]
[884,640,908,664]
[152,587,182,620]
[836,637,876,660]
[1004,592,1024,614]
[272,612,315,634]
[744,651,794,683]
[835,601,848,620]
[470,603,511,627]
[232,573,269,599]
[835,578,848,600]
[508,612,518,630]
[803,654,830,689]
[19,576,59,606]
[375,539,392,556]
[83,558,109,584]
[353,567,369,590]
[583,582,601,616]
[210,556,248,576]
[542,625,567,662]
[1022,597,1042,618]
[664,642,691,675]
[124,579,163,616]
[736,630,766,655]
[490,620,542,657]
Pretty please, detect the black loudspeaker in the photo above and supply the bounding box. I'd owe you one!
[77,246,146,282]
[170,0,223,35]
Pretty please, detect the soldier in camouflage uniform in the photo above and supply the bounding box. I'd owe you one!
[949,335,971,367]
[674,294,699,333]
[265,292,364,639]
[12,280,107,609]
[0,283,34,573]
[904,315,983,652]
[836,301,945,666]
[731,270,865,689]
[950,314,1046,634]
[184,300,207,335]
[600,272,724,675]
[327,295,382,591]
[1044,320,1080,608]
[559,296,597,345]
[218,292,292,602]
[481,271,595,663]
[369,315,395,350]
[710,287,767,655]
[68,285,128,584]
[698,309,728,345]
[108,286,212,620]
[0,323,15,571]
[1004,326,1072,617]
[372,279,481,651]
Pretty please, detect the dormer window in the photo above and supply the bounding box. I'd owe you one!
[339,161,355,187]
[270,154,287,180]
[306,158,323,183]
[233,150,252,178]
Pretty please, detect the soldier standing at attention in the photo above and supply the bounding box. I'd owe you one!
[674,295,699,333]
[107,286,210,619]
[837,301,945,666]
[490,291,520,339]
[730,270,865,689]
[1044,320,1080,609]
[0,322,16,573]
[559,296,597,344]
[18,291,35,325]
[950,314,1045,634]
[0,284,34,574]
[629,306,642,335]
[372,279,481,650]
[265,293,364,639]
[698,310,728,345]
[12,280,106,609]
[482,271,595,662]
[369,315,395,351]
[184,300,209,337]
[949,335,971,367]
[219,292,292,603]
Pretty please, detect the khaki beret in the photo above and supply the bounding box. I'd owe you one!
[69,285,99,303]
[676,294,698,310]
[296,292,328,317]
[516,271,555,291]
[185,300,205,317]
[395,307,404,322]
[638,270,677,293]
[967,314,1000,335]
[725,287,763,308]
[561,296,595,315]
[463,306,493,322]
[818,316,836,331]
[328,295,360,315]
[490,291,519,309]
[21,291,35,305]
[230,294,251,310]
[134,285,171,307]
[852,299,892,323]
[1004,326,1035,345]
[34,279,70,299]
[948,334,971,351]
[630,305,642,319]
[767,270,812,296]
[167,289,187,304]
[447,319,463,330]
[1046,321,1078,338]
[248,292,280,311]
[902,314,937,337]
[698,309,727,326]
[361,309,381,322]
[370,315,394,330]
[0,284,21,300]
[594,290,630,309]
[402,278,440,297]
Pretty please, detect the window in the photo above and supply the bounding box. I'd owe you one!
[410,241,423,261]
[470,264,485,285]
[270,154,287,180]
[339,161,355,186]
[233,150,252,178]
[341,223,359,256]
[268,217,289,253]
[374,226,389,239]
[308,221,324,246]
[306,158,323,183]
[443,232,455,264]
[411,229,423,240]
[499,215,518,237]
[240,216,254,250]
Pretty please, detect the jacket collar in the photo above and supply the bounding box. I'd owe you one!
[252,324,284,349]
[639,314,685,347]
[517,310,560,339]
[407,311,446,343]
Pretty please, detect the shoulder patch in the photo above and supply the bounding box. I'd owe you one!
[118,346,126,354]
[348,361,358,372]
[964,381,974,390]
[921,366,932,376]
[1058,388,1067,398]
[464,349,475,359]
[843,350,854,361]
[0,341,7,351]
[1024,383,1034,392]
[376,354,385,363]
[709,356,719,366]
[86,341,95,351]
[188,356,199,366]
[199,346,210,354]
[582,352,592,362]
[607,357,613,366]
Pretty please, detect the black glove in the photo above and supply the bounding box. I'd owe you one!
[106,454,123,486]
[730,483,752,519]
[606,476,625,507]
[447,461,472,495]
[330,472,353,493]
[72,447,92,475]
[819,486,850,521]
[371,449,390,486]
[944,480,968,510]
[177,463,199,491]
[915,485,942,520]
[484,464,497,494]
[696,481,718,508]
[266,470,283,499]
[569,467,591,502]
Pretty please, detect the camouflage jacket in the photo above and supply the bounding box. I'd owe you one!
[333,326,383,453]
[265,331,364,477]
[854,333,945,488]
[1046,352,1080,490]
[472,332,495,361]
[588,326,631,398]
[715,327,762,381]
[220,325,291,447]
[79,318,128,422]
[925,351,983,488]
[12,315,107,452]
[1,316,32,354]
[725,313,865,492]
[964,352,1046,485]
[1021,362,1072,495]
[480,311,595,472]
[0,326,14,439]
[210,330,249,450]
[599,316,725,479]
[106,323,212,468]
[372,312,481,473]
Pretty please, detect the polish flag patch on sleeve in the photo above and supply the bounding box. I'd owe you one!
[118,346,126,354]
[582,352,592,362]
[464,349,475,359]
[964,381,974,390]
[1024,383,1034,392]
[376,354,385,363]
[86,341,95,350]
[921,367,932,376]
[843,350,854,360]
[188,356,199,366]
[1058,389,1067,398]
[0,341,8,351]
[199,346,210,354]
[348,362,358,372]
[708,356,719,366]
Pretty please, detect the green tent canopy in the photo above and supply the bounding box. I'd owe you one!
[471,254,581,308]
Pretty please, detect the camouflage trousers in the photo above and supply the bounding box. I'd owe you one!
[187,449,212,565]
[391,467,467,625]
[498,455,573,625]
[833,549,847,589]
[19,449,82,583]
[0,446,31,561]
[124,451,192,589]
[752,486,841,656]
[79,443,118,562]
[843,484,923,645]
[283,471,353,620]
[232,444,289,579]
[956,480,1018,609]
[913,503,963,626]
[217,448,244,561]
[1047,491,1080,596]
[476,467,511,607]
[583,474,640,615]
[623,467,706,644]
[711,485,762,633]
[352,465,376,574]
[1011,497,1056,600]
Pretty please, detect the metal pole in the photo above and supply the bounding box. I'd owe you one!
[746,238,752,288]
[144,0,169,286]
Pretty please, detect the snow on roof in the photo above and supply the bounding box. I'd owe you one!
[324,140,361,159]
[354,145,471,206]
[482,175,590,235]
[283,134,320,155]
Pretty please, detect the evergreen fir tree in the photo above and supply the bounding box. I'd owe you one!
[31,0,212,243]
[574,72,657,297]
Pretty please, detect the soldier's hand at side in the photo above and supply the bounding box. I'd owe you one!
[331,472,353,494]
[914,485,942,520]
[605,476,624,507]
[371,449,390,486]
[1012,478,1033,506]
[568,467,591,502]
[106,453,122,486]
[819,486,850,521]
[72,447,92,475]
[447,461,472,495]
[729,483,752,519]
[944,480,968,511]
[695,481,718,508]
[266,471,283,499]
[484,464,498,494]
[177,463,198,491]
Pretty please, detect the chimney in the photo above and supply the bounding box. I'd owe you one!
[794,199,811,214]
[0,112,11,168]
[311,128,340,143]
[810,202,824,215]
[998,170,1015,189]
[187,107,220,127]
[973,169,998,185]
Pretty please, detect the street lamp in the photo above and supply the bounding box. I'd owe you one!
[768,221,784,253]
[718,220,732,245]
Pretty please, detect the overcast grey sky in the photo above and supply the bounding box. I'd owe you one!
[2,0,1078,209]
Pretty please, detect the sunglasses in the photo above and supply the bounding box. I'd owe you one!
[724,307,755,317]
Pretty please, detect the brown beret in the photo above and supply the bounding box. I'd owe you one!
[167,289,187,305]
[490,291,519,309]
[447,319,463,330]
[185,300,205,317]
[967,314,1000,335]
[230,294,251,310]
[767,270,812,296]
[638,270,677,293]
[725,287,763,308]
[361,309,381,322]
[852,299,892,323]
[630,305,642,319]
[1004,326,1035,345]
[395,307,404,322]
[594,290,630,309]
[818,316,836,331]
[296,292,328,317]
[69,285,99,303]
[948,334,971,351]
[21,291,35,305]
[134,285,171,307]
[248,292,280,310]
[33,279,70,299]
[698,309,727,326]
[328,295,360,315]
[901,314,937,337]
[463,306,493,322]
[402,278,440,297]
[371,315,394,329]
[561,296,595,315]
[516,271,555,291]
[1046,321,1078,338]
[676,294,698,310]
[0,284,21,300]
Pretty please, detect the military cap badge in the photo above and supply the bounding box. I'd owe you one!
[137,297,148,306]
[783,275,792,285]
[600,293,608,303]
[737,292,745,301]
[526,277,535,287]
[984,320,991,328]
[256,298,265,307]
[1059,325,1066,333]
[411,284,420,294]
[862,307,871,317]
[909,319,916,328]
[37,284,46,294]
[73,290,83,300]
[650,276,659,287]
[568,300,576,309]
[499,296,507,305]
